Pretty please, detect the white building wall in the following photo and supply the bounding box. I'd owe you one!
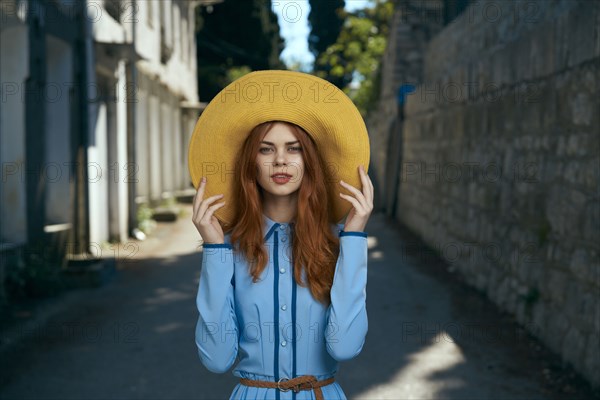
[1,0,200,255]
[135,74,150,203]
[92,0,200,214]
[112,60,129,242]
[88,100,110,246]
[135,1,199,103]
[89,63,130,245]
[182,113,197,188]
[172,106,183,189]
[160,96,173,194]
[90,0,126,43]
[131,1,200,204]
[148,89,162,200]
[135,0,161,63]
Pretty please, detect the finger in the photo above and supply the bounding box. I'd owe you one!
[193,177,207,217]
[359,166,373,203]
[339,179,363,198]
[339,180,368,209]
[339,192,365,213]
[196,194,224,221]
[361,165,374,203]
[365,172,374,205]
[201,201,226,224]
[341,182,368,208]
[367,167,374,197]
[195,194,224,223]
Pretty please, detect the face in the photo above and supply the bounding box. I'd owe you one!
[255,122,305,199]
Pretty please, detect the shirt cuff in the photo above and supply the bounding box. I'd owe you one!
[202,243,232,249]
[338,230,367,238]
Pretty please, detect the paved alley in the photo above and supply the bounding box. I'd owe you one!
[0,205,596,400]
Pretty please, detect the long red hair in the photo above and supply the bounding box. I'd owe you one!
[222,121,340,305]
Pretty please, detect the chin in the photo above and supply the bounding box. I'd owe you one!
[263,185,301,197]
[270,188,299,197]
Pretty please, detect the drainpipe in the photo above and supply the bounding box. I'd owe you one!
[74,0,91,255]
[25,0,47,247]
[126,0,138,238]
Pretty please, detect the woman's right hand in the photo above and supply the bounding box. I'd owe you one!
[192,177,226,244]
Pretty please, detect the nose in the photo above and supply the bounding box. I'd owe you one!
[274,149,288,166]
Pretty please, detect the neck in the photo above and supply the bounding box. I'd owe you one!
[262,193,298,223]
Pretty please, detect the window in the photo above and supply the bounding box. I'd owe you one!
[104,0,121,23]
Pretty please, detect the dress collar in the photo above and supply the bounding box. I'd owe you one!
[262,214,295,242]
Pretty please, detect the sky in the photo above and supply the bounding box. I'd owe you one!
[272,0,374,72]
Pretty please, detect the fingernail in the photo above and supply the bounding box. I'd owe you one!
[202,177,206,182]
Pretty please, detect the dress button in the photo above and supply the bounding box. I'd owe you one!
[279,268,286,274]
[282,236,287,242]
[281,304,287,311]
[280,225,286,231]
[281,340,287,347]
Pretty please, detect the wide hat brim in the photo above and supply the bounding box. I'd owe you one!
[188,69,370,226]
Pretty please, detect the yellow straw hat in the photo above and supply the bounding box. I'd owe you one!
[187,69,370,226]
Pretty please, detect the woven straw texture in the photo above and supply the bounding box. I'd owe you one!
[188,70,370,225]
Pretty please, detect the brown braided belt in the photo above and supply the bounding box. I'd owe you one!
[239,375,335,400]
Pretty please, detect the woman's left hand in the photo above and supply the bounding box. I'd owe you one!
[339,165,374,233]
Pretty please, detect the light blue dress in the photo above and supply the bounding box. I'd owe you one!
[195,214,368,400]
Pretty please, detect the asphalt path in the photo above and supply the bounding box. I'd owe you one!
[1,206,596,399]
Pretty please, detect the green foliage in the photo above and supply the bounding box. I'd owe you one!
[158,196,177,208]
[314,0,393,117]
[136,203,156,235]
[286,61,308,73]
[195,0,285,101]
[308,0,346,86]
[226,66,253,83]
[308,0,345,57]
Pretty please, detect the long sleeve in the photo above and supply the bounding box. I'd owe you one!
[195,243,239,373]
[325,229,369,361]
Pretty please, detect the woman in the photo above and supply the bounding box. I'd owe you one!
[189,70,373,400]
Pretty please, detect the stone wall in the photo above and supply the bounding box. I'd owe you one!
[398,0,599,388]
[366,0,445,212]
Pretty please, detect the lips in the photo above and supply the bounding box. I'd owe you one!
[271,173,292,184]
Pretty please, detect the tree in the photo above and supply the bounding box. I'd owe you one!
[314,0,393,116]
[195,0,286,101]
[307,0,346,87]
[307,0,345,57]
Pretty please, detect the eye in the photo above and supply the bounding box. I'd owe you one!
[259,147,272,154]
[289,146,302,152]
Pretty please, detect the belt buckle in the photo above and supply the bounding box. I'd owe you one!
[277,377,290,392]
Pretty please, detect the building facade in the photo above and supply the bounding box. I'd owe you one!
[0,0,210,302]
